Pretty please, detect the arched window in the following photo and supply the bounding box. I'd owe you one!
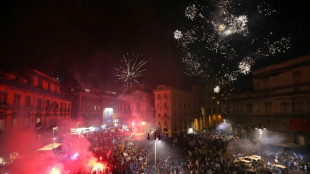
[280,101,290,112]
[292,99,304,112]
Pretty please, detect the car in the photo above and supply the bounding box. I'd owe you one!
[250,155,261,160]
[243,155,262,163]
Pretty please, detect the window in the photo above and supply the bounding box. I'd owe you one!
[280,101,290,112]
[38,79,42,89]
[14,94,21,106]
[292,71,301,84]
[0,120,4,131]
[164,113,167,117]
[263,78,269,89]
[48,83,50,91]
[25,96,31,106]
[136,103,140,111]
[292,99,304,112]
[164,128,168,132]
[164,103,167,107]
[60,102,63,112]
[36,117,41,123]
[265,102,271,113]
[0,93,7,104]
[247,103,252,113]
[158,113,160,117]
[157,94,161,99]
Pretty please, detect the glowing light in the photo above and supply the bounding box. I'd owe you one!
[71,152,79,160]
[238,57,254,75]
[141,121,146,125]
[185,4,197,21]
[174,30,183,39]
[131,121,135,127]
[104,108,114,123]
[230,15,248,35]
[92,162,105,173]
[88,158,107,173]
[214,86,220,93]
[218,24,226,32]
[50,167,61,174]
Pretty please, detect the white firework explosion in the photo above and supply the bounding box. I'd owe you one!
[115,52,148,92]
[238,57,255,75]
[230,15,248,35]
[173,0,290,94]
[214,86,221,93]
[185,4,197,21]
[174,30,183,40]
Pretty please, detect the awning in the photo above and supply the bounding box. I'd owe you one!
[279,142,301,148]
[37,143,62,151]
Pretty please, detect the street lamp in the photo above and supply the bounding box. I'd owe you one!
[147,130,161,173]
[52,127,58,150]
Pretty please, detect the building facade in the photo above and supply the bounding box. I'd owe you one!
[153,85,223,137]
[224,55,310,145]
[70,86,103,127]
[0,69,72,135]
[118,89,154,130]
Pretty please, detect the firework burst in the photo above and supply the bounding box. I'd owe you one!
[238,57,255,75]
[214,86,220,93]
[174,0,290,94]
[115,52,148,93]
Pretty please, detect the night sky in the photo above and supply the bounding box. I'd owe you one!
[0,0,309,92]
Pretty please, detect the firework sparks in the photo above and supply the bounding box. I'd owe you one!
[214,86,220,93]
[229,15,248,35]
[257,36,291,57]
[173,0,290,93]
[257,2,277,16]
[174,30,183,39]
[238,57,255,75]
[115,52,148,93]
[185,4,197,21]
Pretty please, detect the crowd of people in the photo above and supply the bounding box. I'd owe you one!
[81,127,310,174]
[83,129,236,174]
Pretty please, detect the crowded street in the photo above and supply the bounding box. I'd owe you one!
[54,126,310,173]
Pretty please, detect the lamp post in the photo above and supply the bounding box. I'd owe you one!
[148,130,160,173]
[52,127,57,150]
